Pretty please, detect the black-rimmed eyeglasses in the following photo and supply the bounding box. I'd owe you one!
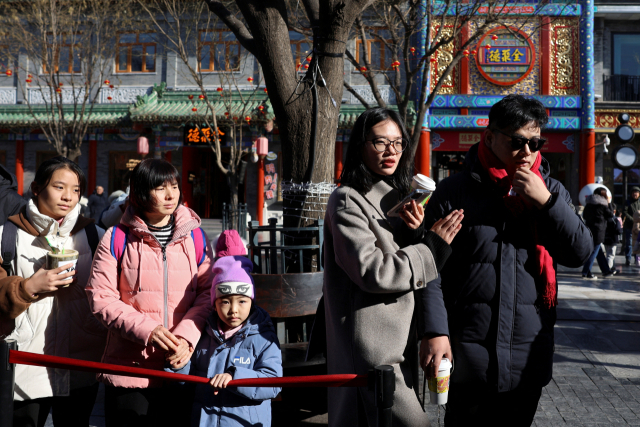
[492,129,546,152]
[366,137,408,153]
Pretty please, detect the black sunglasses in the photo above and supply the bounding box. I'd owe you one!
[492,129,546,152]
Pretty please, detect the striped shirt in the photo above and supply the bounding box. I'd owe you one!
[146,215,174,247]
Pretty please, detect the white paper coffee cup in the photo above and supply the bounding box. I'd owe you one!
[411,174,436,192]
[428,357,452,405]
[45,250,79,288]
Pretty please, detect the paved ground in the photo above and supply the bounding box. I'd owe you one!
[41,248,640,426]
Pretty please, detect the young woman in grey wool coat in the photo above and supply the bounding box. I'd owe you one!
[323,108,464,427]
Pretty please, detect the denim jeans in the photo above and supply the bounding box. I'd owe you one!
[582,244,612,275]
[623,229,634,262]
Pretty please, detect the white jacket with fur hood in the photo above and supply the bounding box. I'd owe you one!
[0,200,106,401]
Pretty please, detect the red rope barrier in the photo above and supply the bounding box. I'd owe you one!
[9,350,368,388]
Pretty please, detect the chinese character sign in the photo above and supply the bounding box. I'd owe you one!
[484,48,527,65]
[476,28,535,86]
[184,126,225,146]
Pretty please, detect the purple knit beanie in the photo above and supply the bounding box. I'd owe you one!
[215,230,247,257]
[211,256,254,305]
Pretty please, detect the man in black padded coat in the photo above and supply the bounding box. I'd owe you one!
[419,95,593,426]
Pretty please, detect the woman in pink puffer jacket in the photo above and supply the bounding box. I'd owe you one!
[86,159,212,426]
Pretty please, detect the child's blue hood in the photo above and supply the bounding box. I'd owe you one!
[207,305,275,343]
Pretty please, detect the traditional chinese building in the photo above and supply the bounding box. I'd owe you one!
[594,0,640,204]
[414,1,595,203]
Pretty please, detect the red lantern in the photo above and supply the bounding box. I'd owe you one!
[192,107,197,112]
[247,77,253,82]
[55,88,62,93]
[264,88,268,93]
[470,50,477,55]
[410,47,416,55]
[216,87,223,92]
[233,116,238,121]
[198,94,205,100]
[360,66,367,72]
[485,44,491,49]
[5,70,12,76]
[58,82,63,87]
[245,116,251,122]
[304,64,309,70]
[27,74,32,78]
[463,50,469,56]
[137,136,149,156]
[225,112,230,117]
[491,34,499,41]
[188,94,194,100]
[107,96,112,101]
[258,105,264,111]
[25,78,32,83]
[104,79,110,85]
[109,84,114,89]
[256,136,269,157]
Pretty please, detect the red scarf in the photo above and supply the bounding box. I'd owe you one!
[477,136,557,309]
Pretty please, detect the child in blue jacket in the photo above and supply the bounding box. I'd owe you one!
[170,255,282,427]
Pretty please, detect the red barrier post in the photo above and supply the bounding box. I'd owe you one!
[0,340,17,427]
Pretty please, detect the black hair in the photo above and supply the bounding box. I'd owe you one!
[129,158,183,215]
[31,155,86,197]
[593,187,608,198]
[340,108,413,196]
[489,94,549,133]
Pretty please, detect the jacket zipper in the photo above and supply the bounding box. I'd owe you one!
[162,246,168,328]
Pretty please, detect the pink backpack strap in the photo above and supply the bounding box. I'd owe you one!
[110,224,129,268]
[190,227,207,267]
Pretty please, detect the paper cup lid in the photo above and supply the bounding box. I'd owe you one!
[413,174,436,191]
[438,358,452,372]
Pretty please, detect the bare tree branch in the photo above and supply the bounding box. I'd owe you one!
[343,81,371,109]
[204,0,257,55]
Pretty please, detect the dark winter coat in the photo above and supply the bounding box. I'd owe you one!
[582,194,613,246]
[87,191,109,220]
[0,164,27,225]
[169,306,282,427]
[604,216,623,246]
[419,143,592,394]
[623,195,640,230]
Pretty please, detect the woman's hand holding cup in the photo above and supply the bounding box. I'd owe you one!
[24,263,76,297]
[430,210,464,244]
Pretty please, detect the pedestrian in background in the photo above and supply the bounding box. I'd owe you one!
[86,159,212,427]
[604,207,623,271]
[582,187,617,279]
[88,185,109,220]
[622,186,640,266]
[420,95,592,426]
[323,107,463,426]
[0,156,105,427]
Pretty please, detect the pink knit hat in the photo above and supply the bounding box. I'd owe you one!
[215,230,247,257]
[211,256,254,304]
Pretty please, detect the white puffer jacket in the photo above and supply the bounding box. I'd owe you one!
[0,200,106,401]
